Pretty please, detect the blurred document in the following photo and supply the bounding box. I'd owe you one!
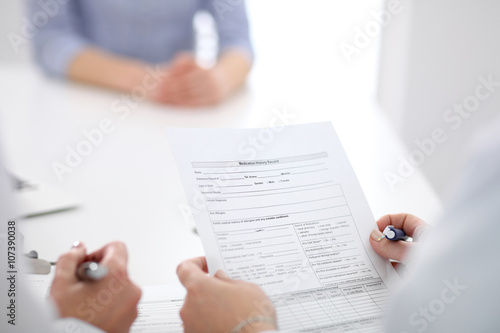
[23,266,55,301]
[167,123,400,332]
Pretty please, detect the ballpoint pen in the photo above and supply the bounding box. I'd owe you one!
[377,225,409,241]
[76,262,108,281]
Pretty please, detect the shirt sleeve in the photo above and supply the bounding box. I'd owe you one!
[386,120,500,333]
[26,0,88,77]
[203,0,254,63]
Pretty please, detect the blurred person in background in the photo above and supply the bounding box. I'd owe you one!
[27,0,253,106]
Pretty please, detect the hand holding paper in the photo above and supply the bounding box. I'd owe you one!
[167,122,401,332]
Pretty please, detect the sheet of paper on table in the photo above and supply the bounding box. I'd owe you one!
[166,122,400,332]
[24,267,184,333]
[130,285,184,333]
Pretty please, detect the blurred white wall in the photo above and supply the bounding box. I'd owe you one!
[378,0,500,199]
[247,0,383,101]
[0,0,30,63]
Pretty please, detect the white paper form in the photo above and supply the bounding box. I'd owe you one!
[166,123,400,332]
[130,285,184,333]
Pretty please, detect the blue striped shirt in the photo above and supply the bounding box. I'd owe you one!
[27,0,253,77]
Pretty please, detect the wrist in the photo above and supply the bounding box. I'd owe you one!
[68,48,151,93]
[213,50,251,95]
[211,65,232,99]
[231,316,277,333]
[114,61,150,93]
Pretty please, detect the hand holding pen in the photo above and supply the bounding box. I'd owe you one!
[49,241,142,333]
[378,226,409,242]
[369,213,431,264]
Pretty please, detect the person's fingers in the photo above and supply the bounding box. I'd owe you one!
[369,229,419,262]
[169,93,219,107]
[170,71,207,93]
[55,243,87,284]
[167,73,220,106]
[180,256,209,273]
[172,96,219,107]
[177,257,209,287]
[179,68,209,84]
[376,213,428,238]
[214,269,232,281]
[153,71,222,106]
[168,84,204,102]
[87,241,129,273]
[169,53,198,75]
[169,89,213,106]
[155,65,222,104]
[154,75,197,102]
[149,75,176,101]
[164,84,210,106]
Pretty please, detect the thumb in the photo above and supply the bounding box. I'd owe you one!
[170,53,197,74]
[55,244,87,284]
[214,270,232,281]
[369,229,417,263]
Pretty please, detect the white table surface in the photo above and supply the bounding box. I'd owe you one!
[0,62,442,287]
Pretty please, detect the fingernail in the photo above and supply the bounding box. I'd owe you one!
[370,229,384,242]
[215,270,229,279]
[72,241,83,249]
